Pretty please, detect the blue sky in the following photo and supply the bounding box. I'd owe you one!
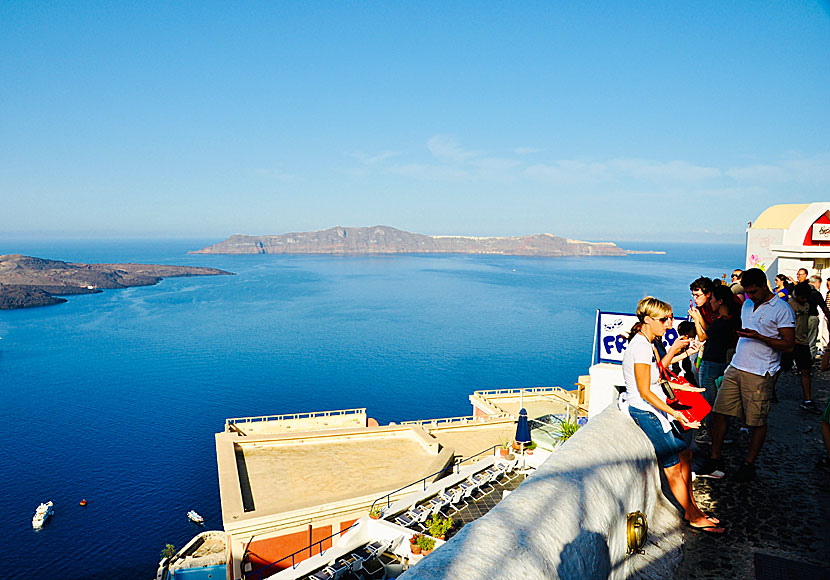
[1,2,828,243]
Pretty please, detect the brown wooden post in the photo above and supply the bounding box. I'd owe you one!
[308,524,313,558]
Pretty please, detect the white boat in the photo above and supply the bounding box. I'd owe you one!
[32,501,54,529]
[187,510,204,524]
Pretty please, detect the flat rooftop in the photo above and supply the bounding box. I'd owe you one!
[470,387,582,419]
[235,432,450,514]
[426,422,516,458]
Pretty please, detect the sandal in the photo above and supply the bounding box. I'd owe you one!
[687,521,725,534]
[686,514,720,525]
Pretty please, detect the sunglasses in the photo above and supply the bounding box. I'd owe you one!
[650,315,673,323]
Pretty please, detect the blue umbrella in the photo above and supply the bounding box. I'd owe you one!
[515,408,531,445]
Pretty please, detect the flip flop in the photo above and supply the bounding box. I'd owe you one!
[686,514,720,525]
[687,522,725,534]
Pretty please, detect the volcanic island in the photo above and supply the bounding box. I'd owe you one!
[0,254,232,310]
[191,225,650,257]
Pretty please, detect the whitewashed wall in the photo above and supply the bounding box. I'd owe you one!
[399,407,683,580]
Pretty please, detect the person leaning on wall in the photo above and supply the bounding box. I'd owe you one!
[619,296,724,533]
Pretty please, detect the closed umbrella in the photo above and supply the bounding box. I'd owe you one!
[516,408,531,445]
[515,408,532,470]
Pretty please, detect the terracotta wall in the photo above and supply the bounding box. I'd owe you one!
[248,525,333,574]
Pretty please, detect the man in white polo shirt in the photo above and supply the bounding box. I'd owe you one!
[697,268,795,482]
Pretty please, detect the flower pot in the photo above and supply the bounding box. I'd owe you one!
[369,513,381,520]
[410,544,422,555]
[500,448,509,457]
[436,534,445,541]
[422,548,433,556]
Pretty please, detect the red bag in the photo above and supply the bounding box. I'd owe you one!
[657,360,711,429]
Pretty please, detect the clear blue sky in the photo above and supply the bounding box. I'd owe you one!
[2,1,828,243]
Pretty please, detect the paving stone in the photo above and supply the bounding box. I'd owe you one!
[675,369,830,579]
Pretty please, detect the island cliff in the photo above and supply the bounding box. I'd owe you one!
[0,255,232,310]
[191,226,630,257]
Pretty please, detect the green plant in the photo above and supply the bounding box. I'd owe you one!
[554,419,581,443]
[368,505,383,519]
[416,535,436,551]
[160,543,176,560]
[500,437,512,450]
[427,514,453,537]
[525,440,537,451]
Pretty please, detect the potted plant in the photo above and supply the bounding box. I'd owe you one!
[410,534,423,555]
[426,514,453,540]
[554,419,581,445]
[368,505,383,520]
[500,437,512,457]
[525,441,537,455]
[417,534,436,555]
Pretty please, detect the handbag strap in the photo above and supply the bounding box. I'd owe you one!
[651,343,679,382]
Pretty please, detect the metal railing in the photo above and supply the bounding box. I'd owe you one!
[474,387,581,421]
[226,408,365,431]
[244,521,360,579]
[398,414,510,427]
[473,386,571,397]
[369,444,500,513]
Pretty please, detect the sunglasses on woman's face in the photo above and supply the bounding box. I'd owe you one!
[650,315,673,323]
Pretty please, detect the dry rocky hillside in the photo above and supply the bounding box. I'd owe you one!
[0,254,231,309]
[192,225,629,257]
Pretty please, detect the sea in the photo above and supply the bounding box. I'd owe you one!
[0,239,744,580]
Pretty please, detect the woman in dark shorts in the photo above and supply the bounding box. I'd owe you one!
[622,297,724,533]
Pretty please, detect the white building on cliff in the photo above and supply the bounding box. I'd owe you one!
[746,203,830,281]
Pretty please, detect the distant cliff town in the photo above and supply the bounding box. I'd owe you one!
[0,254,231,309]
[192,226,637,257]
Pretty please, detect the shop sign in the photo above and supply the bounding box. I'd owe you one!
[812,223,830,242]
[595,311,687,364]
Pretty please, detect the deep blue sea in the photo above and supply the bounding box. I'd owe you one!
[0,240,743,580]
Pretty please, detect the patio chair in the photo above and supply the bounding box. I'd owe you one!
[447,486,465,512]
[394,509,419,528]
[310,566,336,580]
[361,556,385,579]
[459,478,480,503]
[414,505,432,530]
[328,559,350,579]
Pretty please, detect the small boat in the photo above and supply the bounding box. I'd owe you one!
[187,510,204,524]
[79,499,87,506]
[32,501,54,529]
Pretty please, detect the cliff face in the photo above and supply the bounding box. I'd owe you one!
[0,254,232,310]
[192,226,627,257]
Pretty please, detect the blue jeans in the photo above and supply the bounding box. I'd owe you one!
[699,361,728,407]
[628,407,689,468]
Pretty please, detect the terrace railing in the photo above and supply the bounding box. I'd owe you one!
[369,444,500,513]
[243,521,360,579]
[225,408,366,432]
[398,414,510,427]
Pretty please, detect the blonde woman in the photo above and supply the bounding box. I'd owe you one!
[622,296,724,533]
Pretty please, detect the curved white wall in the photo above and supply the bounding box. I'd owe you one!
[399,407,683,580]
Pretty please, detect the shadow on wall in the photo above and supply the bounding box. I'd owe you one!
[557,530,611,580]
[398,406,684,580]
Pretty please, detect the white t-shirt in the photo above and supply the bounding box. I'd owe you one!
[731,294,795,376]
[621,332,672,433]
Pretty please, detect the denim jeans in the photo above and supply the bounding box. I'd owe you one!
[628,407,689,468]
[699,361,729,407]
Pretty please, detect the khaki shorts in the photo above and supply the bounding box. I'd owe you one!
[713,366,777,427]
